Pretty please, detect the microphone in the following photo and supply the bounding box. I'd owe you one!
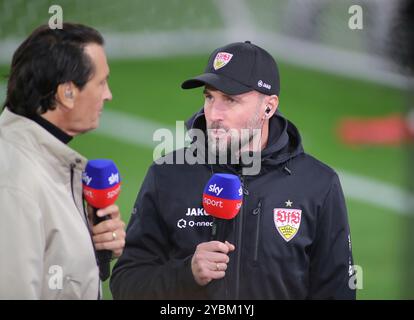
[202,173,243,241]
[82,159,121,281]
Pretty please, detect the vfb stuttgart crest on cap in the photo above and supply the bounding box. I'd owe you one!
[274,208,302,242]
[213,52,233,70]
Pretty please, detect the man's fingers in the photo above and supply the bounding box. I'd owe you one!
[93,229,126,244]
[195,262,226,283]
[200,271,226,285]
[193,257,229,273]
[225,241,235,251]
[95,239,125,251]
[203,251,230,264]
[112,248,123,258]
[96,204,120,219]
[92,232,113,244]
[196,241,232,254]
[92,219,125,235]
[202,268,226,280]
[209,261,228,272]
[192,241,235,286]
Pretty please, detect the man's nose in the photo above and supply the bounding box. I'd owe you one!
[208,101,226,122]
[104,84,113,101]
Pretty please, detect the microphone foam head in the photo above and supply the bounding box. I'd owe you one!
[82,159,121,208]
[202,173,242,219]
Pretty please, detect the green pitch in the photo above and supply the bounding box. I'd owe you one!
[0,55,410,299]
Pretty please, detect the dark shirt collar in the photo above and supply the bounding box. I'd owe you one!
[27,113,73,144]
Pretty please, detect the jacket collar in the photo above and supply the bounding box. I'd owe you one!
[27,113,73,144]
[0,108,87,172]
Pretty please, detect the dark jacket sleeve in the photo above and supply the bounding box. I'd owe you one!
[308,173,356,299]
[110,165,203,299]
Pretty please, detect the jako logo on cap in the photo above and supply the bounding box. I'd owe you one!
[213,52,233,70]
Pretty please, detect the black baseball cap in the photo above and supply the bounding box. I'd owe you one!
[181,41,280,96]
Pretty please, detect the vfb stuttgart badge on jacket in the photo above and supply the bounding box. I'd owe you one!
[274,208,302,242]
[213,52,233,70]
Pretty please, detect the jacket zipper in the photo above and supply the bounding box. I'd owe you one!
[70,164,77,205]
[252,200,262,262]
[235,175,248,299]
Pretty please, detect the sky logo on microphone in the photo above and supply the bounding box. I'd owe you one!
[82,172,92,186]
[208,183,224,197]
[108,172,119,185]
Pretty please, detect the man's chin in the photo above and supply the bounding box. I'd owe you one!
[82,119,100,134]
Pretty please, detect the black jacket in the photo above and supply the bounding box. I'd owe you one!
[110,110,356,300]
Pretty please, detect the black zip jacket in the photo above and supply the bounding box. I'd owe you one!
[110,109,356,300]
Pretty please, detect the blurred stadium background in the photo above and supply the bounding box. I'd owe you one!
[0,0,413,299]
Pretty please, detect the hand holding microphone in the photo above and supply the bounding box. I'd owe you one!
[191,240,235,286]
[82,159,126,281]
[191,174,242,286]
[89,205,125,257]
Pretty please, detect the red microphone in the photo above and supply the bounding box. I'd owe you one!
[82,159,121,281]
[202,174,243,240]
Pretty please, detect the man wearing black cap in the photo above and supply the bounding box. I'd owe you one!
[111,41,356,300]
[181,41,280,173]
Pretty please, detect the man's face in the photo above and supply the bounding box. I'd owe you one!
[69,43,112,134]
[203,86,265,156]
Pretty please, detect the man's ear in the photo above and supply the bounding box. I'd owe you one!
[56,82,78,110]
[264,95,279,118]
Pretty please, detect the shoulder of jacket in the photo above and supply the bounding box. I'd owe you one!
[300,153,339,181]
[0,141,47,192]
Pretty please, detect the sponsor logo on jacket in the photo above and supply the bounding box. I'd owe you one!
[176,208,212,229]
[186,207,209,216]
